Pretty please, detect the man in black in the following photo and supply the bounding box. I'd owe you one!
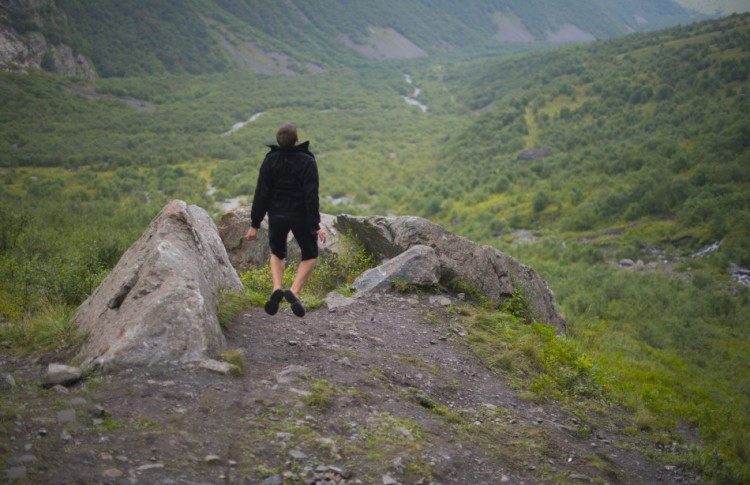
[245,123,326,317]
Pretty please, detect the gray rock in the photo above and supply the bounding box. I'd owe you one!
[0,372,15,390]
[6,466,26,480]
[198,359,234,376]
[429,295,452,307]
[204,454,222,465]
[324,291,354,310]
[56,409,77,424]
[289,449,307,460]
[43,364,82,388]
[336,215,566,330]
[276,365,309,385]
[260,475,284,485]
[218,206,336,272]
[73,200,243,370]
[352,244,440,294]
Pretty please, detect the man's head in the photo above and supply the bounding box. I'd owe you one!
[276,123,298,149]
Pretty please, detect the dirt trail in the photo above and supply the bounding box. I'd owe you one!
[1,290,693,484]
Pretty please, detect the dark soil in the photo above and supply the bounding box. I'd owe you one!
[1,290,697,484]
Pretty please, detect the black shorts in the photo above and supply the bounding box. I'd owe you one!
[268,215,319,261]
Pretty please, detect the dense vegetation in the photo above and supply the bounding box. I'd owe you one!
[1,9,749,484]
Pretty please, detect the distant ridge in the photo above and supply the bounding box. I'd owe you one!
[0,0,707,77]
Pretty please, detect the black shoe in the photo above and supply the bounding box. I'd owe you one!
[284,290,306,318]
[264,289,285,315]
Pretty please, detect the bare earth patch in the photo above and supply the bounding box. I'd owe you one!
[1,291,696,484]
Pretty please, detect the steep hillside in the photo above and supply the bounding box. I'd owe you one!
[406,13,750,266]
[1,0,701,78]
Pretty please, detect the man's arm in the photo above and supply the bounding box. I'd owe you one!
[250,156,273,228]
[302,158,321,231]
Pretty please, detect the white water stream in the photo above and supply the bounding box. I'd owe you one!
[403,74,428,112]
[222,111,266,136]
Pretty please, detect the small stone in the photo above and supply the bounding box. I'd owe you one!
[69,397,87,407]
[382,473,400,485]
[289,449,307,460]
[6,467,26,480]
[90,404,106,417]
[44,364,83,388]
[204,455,222,465]
[57,410,77,423]
[260,475,284,485]
[61,430,73,442]
[103,468,124,478]
[0,373,16,390]
[37,428,48,437]
[198,359,233,376]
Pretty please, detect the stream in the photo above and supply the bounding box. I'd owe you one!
[403,74,428,112]
[222,111,266,136]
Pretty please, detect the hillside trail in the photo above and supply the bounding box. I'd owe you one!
[2,290,695,484]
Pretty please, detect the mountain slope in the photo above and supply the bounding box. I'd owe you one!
[406,13,750,265]
[1,0,701,78]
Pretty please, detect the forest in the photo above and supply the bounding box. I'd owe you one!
[1,8,749,484]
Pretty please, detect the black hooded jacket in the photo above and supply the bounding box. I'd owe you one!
[250,141,321,230]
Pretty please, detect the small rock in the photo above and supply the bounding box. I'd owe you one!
[102,468,124,478]
[69,397,87,407]
[396,426,414,440]
[61,430,73,442]
[276,365,309,385]
[1,373,16,390]
[198,359,233,376]
[6,467,26,480]
[89,404,106,417]
[204,455,222,465]
[289,449,307,460]
[428,295,452,306]
[56,410,77,424]
[260,475,284,485]
[43,364,83,388]
[382,473,400,485]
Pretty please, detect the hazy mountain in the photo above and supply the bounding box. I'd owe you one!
[0,0,708,78]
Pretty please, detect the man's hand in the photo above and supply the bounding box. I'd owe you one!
[245,227,258,241]
[317,229,327,244]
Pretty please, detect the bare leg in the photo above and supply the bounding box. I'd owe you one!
[290,258,317,296]
[270,254,285,290]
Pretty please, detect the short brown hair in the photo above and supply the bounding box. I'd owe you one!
[276,123,298,148]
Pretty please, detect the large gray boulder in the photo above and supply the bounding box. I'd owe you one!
[352,244,440,294]
[73,200,243,370]
[218,205,337,272]
[336,215,566,330]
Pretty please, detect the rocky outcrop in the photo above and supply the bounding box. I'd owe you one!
[73,200,243,370]
[336,215,566,330]
[0,2,97,78]
[218,205,337,272]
